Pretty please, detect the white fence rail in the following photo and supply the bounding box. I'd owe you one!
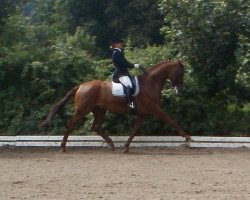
[0,136,250,148]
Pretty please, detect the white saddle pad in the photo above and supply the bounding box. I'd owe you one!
[112,76,140,97]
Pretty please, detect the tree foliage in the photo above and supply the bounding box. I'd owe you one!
[159,0,249,97]
[0,1,96,134]
[158,0,250,135]
[68,0,164,53]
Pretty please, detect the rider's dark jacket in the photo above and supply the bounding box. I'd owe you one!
[112,48,134,80]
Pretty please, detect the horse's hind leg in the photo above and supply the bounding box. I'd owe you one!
[91,108,114,151]
[124,115,145,153]
[60,111,87,152]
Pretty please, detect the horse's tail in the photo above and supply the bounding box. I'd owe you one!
[38,85,80,129]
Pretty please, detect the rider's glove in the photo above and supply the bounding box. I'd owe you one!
[134,64,141,68]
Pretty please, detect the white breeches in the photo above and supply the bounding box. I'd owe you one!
[119,76,132,88]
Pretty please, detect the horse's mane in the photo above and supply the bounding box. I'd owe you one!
[147,60,174,73]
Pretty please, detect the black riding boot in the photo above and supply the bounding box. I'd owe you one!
[124,86,135,109]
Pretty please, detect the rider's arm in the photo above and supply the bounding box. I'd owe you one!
[113,51,134,68]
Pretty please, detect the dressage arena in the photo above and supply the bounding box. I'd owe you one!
[0,137,249,200]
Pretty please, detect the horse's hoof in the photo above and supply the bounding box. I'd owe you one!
[185,137,193,142]
[108,143,115,151]
[108,146,115,151]
[123,149,129,153]
[60,148,67,153]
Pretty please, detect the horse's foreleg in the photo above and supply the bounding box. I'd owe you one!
[92,108,114,151]
[151,107,192,141]
[124,115,145,153]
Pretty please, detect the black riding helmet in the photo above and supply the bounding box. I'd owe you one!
[109,38,123,47]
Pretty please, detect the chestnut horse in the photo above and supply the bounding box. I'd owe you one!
[39,60,192,153]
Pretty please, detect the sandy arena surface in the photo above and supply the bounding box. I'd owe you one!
[0,146,249,200]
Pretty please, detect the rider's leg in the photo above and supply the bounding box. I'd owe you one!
[118,76,135,108]
[124,86,134,108]
[119,76,132,88]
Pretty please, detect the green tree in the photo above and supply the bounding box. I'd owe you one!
[68,0,164,53]
[158,0,250,134]
[159,0,249,97]
[0,1,96,135]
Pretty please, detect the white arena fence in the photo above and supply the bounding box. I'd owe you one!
[0,136,250,148]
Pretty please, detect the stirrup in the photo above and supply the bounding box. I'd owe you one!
[129,102,135,109]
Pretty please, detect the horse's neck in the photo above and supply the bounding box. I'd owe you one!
[147,63,172,84]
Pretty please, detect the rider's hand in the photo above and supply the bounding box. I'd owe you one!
[134,64,140,68]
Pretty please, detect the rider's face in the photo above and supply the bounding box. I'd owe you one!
[113,42,123,49]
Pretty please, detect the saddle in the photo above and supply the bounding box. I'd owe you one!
[111,76,140,97]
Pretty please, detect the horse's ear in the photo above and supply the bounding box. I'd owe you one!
[177,60,184,68]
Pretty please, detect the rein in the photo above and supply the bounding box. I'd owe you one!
[139,65,178,92]
[140,66,161,83]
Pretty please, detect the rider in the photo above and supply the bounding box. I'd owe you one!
[110,38,141,109]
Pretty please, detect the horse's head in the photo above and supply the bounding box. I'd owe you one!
[169,61,184,94]
[145,60,185,93]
